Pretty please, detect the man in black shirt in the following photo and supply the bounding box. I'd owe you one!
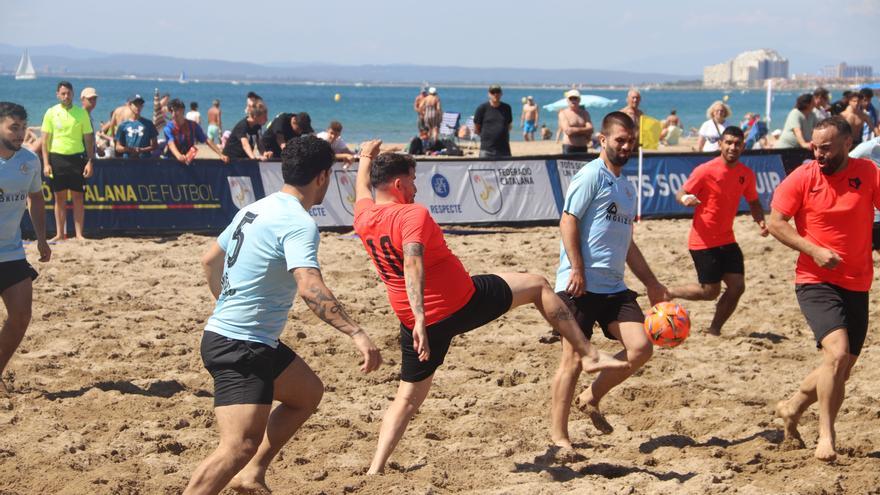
[261,112,315,159]
[224,102,269,160]
[473,84,513,158]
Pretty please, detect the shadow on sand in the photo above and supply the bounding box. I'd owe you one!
[638,429,783,455]
[41,379,209,400]
[513,445,696,483]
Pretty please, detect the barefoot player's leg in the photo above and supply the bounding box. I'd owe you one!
[183,404,271,495]
[667,282,720,301]
[550,337,582,448]
[0,277,33,389]
[814,328,851,462]
[368,376,433,474]
[230,356,324,493]
[708,273,745,335]
[494,272,628,372]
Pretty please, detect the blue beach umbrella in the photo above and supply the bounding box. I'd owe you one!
[542,95,619,113]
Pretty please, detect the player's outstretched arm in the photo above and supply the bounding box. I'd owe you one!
[403,242,429,362]
[293,267,382,373]
[201,242,226,300]
[767,209,840,269]
[355,139,382,202]
[626,238,669,306]
[559,212,586,297]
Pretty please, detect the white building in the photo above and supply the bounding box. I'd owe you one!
[703,49,789,88]
[820,62,873,79]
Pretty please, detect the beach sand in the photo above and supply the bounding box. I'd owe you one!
[1,216,879,494]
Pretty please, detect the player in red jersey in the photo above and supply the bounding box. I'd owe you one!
[352,140,628,474]
[668,126,768,335]
[768,117,880,462]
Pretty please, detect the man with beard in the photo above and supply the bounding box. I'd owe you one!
[667,126,768,336]
[0,102,51,395]
[551,111,669,448]
[769,116,880,462]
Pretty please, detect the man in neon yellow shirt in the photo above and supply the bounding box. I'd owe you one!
[40,81,94,241]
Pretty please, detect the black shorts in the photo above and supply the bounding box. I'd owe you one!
[200,331,297,407]
[0,259,38,294]
[562,145,588,154]
[557,289,644,340]
[795,283,869,356]
[872,222,880,251]
[399,274,513,383]
[48,152,87,193]
[689,243,745,284]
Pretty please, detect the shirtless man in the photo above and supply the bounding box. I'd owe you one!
[419,88,442,141]
[521,96,539,142]
[207,100,222,145]
[413,88,427,132]
[101,103,135,137]
[841,93,870,149]
[619,88,643,144]
[558,90,593,154]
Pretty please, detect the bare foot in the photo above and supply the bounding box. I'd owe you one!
[539,444,584,465]
[366,467,384,476]
[580,351,630,374]
[575,395,614,434]
[48,235,64,243]
[73,236,88,241]
[227,475,271,494]
[814,436,837,462]
[704,327,721,336]
[552,438,573,450]
[775,400,805,449]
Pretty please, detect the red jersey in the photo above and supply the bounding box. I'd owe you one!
[683,157,759,250]
[353,199,475,328]
[771,158,880,291]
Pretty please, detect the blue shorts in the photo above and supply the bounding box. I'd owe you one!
[207,124,220,142]
[524,120,536,133]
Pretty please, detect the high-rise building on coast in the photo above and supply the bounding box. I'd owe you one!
[703,49,789,88]
[820,62,873,79]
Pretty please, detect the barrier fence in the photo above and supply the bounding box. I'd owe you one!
[22,149,800,236]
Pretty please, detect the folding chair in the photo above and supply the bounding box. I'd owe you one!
[438,112,460,141]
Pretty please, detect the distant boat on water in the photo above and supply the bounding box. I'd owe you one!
[15,50,36,80]
[178,71,188,84]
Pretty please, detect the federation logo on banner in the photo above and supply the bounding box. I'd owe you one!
[431,173,450,198]
[335,170,357,215]
[468,169,502,215]
[227,176,255,209]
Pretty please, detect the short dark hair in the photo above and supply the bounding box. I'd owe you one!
[670,109,677,115]
[57,81,73,91]
[814,116,852,139]
[0,102,27,121]
[247,91,262,101]
[842,90,854,99]
[190,102,198,110]
[169,98,185,111]
[601,111,636,134]
[859,87,874,99]
[281,135,334,186]
[796,93,813,111]
[721,125,745,140]
[370,153,416,188]
[813,87,829,99]
[328,121,343,133]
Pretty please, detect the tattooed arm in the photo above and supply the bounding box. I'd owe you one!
[403,242,430,361]
[293,267,382,372]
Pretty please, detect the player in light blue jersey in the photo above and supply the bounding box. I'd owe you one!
[0,102,51,396]
[550,112,669,449]
[184,136,382,495]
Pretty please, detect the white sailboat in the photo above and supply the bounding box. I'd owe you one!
[178,71,188,84]
[14,49,36,80]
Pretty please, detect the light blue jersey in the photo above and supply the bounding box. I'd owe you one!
[205,192,320,347]
[555,157,636,294]
[0,148,42,263]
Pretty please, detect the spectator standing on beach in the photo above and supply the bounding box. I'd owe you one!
[41,81,94,241]
[114,94,158,159]
[841,93,870,149]
[207,100,222,144]
[187,102,201,125]
[101,100,134,143]
[813,88,831,121]
[558,90,592,154]
[0,101,51,396]
[696,100,732,152]
[413,88,427,132]
[79,87,110,158]
[316,121,354,163]
[619,88,643,142]
[859,88,878,140]
[521,96,539,142]
[660,109,683,145]
[420,88,442,141]
[153,90,170,155]
[164,98,228,164]
[261,112,314,159]
[473,84,513,158]
[224,102,269,161]
[775,94,817,149]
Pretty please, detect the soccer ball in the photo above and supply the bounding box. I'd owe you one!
[644,302,691,348]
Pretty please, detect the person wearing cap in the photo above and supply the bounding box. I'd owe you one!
[260,112,314,159]
[79,87,111,158]
[41,81,94,241]
[474,85,513,158]
[114,94,158,159]
[420,87,442,141]
[558,89,593,154]
[521,96,539,142]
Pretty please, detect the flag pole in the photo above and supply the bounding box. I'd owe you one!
[765,79,773,128]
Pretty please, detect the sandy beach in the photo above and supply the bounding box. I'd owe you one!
[1,215,878,494]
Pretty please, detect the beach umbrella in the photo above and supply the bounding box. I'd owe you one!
[861,82,880,90]
[542,95,618,113]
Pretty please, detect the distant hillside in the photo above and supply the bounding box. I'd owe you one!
[0,44,698,86]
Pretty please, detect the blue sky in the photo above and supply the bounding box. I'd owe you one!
[2,0,877,75]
